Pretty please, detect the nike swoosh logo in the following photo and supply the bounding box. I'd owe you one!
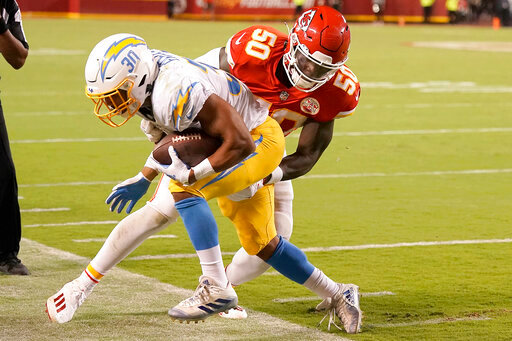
[235,32,246,45]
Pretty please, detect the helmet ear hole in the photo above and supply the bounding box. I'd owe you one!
[138,74,147,87]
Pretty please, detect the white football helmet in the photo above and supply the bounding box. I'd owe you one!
[85,33,156,127]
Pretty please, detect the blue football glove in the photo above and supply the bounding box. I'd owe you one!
[106,172,151,213]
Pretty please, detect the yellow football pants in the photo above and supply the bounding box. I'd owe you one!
[169,116,284,254]
[217,184,275,255]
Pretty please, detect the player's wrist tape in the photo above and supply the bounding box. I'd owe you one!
[267,167,284,185]
[144,153,160,171]
[0,18,8,34]
[137,171,151,183]
[192,158,215,181]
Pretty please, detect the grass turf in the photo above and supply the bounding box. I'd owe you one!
[1,18,511,340]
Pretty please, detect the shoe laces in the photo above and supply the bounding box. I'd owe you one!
[318,285,358,332]
[75,290,88,307]
[69,281,91,307]
[180,282,212,308]
[317,306,344,332]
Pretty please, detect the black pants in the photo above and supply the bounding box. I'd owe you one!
[423,6,433,23]
[0,99,21,261]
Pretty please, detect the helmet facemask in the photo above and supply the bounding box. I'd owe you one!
[284,33,347,92]
[283,7,351,93]
[86,78,140,127]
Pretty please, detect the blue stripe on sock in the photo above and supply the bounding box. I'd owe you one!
[175,197,219,251]
[265,236,315,285]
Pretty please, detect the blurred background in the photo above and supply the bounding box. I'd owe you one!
[16,0,512,27]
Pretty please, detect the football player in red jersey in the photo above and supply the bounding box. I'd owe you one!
[194,6,361,321]
[46,6,362,333]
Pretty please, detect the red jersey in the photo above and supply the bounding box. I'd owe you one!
[225,25,360,136]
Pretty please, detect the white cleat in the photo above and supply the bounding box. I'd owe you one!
[46,279,92,323]
[168,275,238,322]
[218,305,248,319]
[318,283,362,334]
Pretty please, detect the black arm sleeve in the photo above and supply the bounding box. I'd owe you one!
[1,0,29,49]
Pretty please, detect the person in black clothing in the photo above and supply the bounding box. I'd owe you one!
[167,0,174,18]
[0,0,29,275]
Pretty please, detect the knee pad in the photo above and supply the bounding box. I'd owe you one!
[146,175,179,222]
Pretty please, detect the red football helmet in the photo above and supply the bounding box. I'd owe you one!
[284,6,351,92]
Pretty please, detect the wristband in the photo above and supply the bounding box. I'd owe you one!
[0,18,8,35]
[137,171,151,183]
[144,153,160,171]
[192,158,215,181]
[266,167,284,185]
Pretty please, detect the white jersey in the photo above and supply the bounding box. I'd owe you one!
[147,50,267,134]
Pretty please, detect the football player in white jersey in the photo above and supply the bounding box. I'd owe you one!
[141,6,362,328]
[46,33,362,333]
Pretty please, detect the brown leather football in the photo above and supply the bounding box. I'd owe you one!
[152,128,221,166]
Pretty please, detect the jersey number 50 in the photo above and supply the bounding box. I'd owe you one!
[245,29,277,60]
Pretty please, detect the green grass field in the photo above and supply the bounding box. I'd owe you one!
[1,18,511,340]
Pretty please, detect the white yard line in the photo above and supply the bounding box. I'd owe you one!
[411,41,512,53]
[300,238,512,252]
[29,48,86,55]
[125,238,512,261]
[20,238,349,341]
[72,234,177,243]
[12,137,146,144]
[20,207,70,213]
[360,81,512,93]
[128,253,230,261]
[24,220,118,228]
[11,127,512,144]
[370,316,491,328]
[19,180,118,188]
[329,127,512,137]
[18,168,512,189]
[10,110,90,116]
[300,168,512,180]
[273,292,395,303]
[10,102,510,117]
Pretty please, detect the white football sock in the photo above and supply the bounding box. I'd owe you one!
[90,205,172,274]
[197,245,228,288]
[77,266,101,290]
[303,268,339,299]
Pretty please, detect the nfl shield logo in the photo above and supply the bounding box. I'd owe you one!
[279,91,289,101]
[300,97,320,115]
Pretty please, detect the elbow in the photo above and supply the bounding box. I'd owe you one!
[10,55,27,69]
[11,60,24,69]
[239,136,256,159]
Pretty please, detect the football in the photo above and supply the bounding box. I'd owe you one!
[152,128,221,166]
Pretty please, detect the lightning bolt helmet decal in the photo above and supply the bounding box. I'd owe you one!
[100,36,147,81]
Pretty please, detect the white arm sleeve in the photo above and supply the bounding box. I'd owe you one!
[194,47,222,68]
